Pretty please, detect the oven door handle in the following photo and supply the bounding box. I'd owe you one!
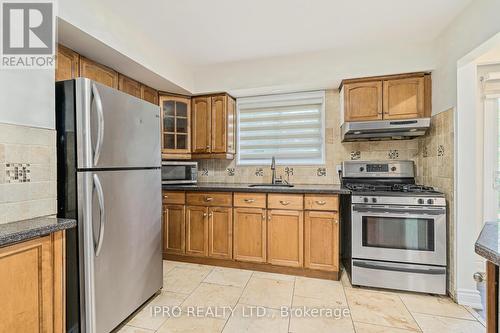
[353,261,446,275]
[353,206,445,215]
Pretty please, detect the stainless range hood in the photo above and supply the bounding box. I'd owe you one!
[341,118,430,142]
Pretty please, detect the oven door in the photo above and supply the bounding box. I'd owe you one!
[352,204,446,266]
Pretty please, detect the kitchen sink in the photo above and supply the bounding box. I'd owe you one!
[248,183,294,187]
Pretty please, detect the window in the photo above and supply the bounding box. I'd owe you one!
[237,91,325,165]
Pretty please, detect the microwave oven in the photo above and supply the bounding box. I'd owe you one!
[162,161,198,184]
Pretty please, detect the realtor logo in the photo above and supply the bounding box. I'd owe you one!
[1,0,55,68]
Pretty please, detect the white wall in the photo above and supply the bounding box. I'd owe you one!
[433,0,500,115]
[193,42,436,97]
[0,69,55,129]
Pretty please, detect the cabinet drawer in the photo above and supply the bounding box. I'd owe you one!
[268,194,303,210]
[187,192,232,207]
[163,191,185,204]
[304,195,338,211]
[234,192,266,208]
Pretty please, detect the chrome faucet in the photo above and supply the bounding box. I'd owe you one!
[271,156,277,184]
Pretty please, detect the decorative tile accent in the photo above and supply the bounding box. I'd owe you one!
[201,168,209,176]
[255,168,264,177]
[438,145,445,157]
[6,163,30,183]
[422,145,428,158]
[226,168,235,176]
[316,168,327,177]
[285,167,294,176]
[350,151,360,160]
[388,150,399,159]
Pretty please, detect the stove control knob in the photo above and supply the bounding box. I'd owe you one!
[391,166,397,172]
[417,198,425,205]
[359,167,364,172]
[427,199,434,205]
[363,197,369,203]
[372,198,377,203]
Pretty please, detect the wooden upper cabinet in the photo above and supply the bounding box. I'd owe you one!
[0,232,65,333]
[79,56,118,88]
[192,94,236,159]
[341,73,431,122]
[343,81,383,122]
[192,96,212,153]
[118,74,141,98]
[141,85,159,105]
[304,211,339,272]
[160,95,191,159]
[211,95,227,153]
[233,207,267,263]
[56,44,79,81]
[267,209,304,268]
[383,77,425,119]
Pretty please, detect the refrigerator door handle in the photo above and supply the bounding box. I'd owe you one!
[93,173,106,257]
[91,83,104,166]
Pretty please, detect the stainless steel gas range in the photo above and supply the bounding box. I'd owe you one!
[341,160,447,295]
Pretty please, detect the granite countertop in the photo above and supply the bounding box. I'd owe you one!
[475,222,500,265]
[0,216,76,247]
[162,182,351,194]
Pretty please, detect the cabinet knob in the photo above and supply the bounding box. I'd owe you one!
[205,197,213,202]
[244,199,255,203]
[206,145,211,149]
[334,220,338,224]
[279,200,290,206]
[209,213,213,217]
[316,200,326,205]
[203,213,207,217]
[163,195,168,199]
[262,214,265,221]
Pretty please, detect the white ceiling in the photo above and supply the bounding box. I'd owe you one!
[94,0,472,66]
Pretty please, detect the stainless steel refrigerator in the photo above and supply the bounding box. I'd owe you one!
[56,78,162,333]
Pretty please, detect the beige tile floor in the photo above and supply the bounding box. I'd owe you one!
[116,260,485,333]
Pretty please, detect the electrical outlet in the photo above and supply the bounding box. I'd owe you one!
[335,164,342,174]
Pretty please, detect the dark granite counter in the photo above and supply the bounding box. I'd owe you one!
[475,222,500,265]
[0,216,76,247]
[162,182,351,194]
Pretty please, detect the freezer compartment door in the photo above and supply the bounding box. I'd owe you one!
[75,78,161,169]
[78,169,162,333]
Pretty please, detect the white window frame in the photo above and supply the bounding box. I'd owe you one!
[236,91,326,166]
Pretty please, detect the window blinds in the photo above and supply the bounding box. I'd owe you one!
[237,91,325,165]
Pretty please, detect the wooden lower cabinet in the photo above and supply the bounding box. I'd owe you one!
[233,207,267,263]
[208,207,232,259]
[267,209,303,268]
[0,231,65,333]
[186,206,209,256]
[304,211,339,271]
[163,204,185,255]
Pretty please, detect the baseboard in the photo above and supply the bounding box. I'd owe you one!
[456,288,483,309]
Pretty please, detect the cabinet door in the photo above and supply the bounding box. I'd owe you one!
[186,206,208,256]
[208,207,233,259]
[0,232,65,333]
[118,74,141,98]
[233,208,267,263]
[79,56,118,88]
[304,211,339,271]
[344,81,383,121]
[383,77,425,120]
[192,97,212,153]
[267,209,303,267]
[211,95,227,153]
[55,44,79,81]
[141,84,159,105]
[163,204,185,255]
[160,95,191,155]
[227,96,236,154]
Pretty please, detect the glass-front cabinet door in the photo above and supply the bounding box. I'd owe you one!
[159,95,191,158]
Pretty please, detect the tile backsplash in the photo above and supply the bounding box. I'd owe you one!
[196,90,420,184]
[0,123,57,224]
